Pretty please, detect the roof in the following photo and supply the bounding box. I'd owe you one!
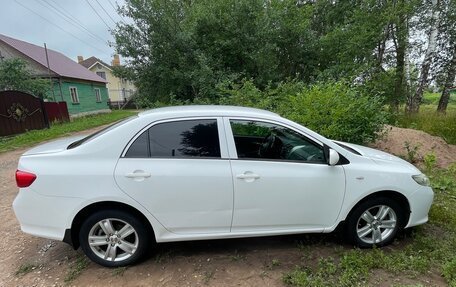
[138,105,280,118]
[0,34,107,83]
[79,56,112,71]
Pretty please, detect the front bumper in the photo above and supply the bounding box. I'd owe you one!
[405,186,434,228]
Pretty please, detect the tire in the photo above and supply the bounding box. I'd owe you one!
[345,197,405,248]
[79,209,150,267]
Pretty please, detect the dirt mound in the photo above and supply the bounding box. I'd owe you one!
[371,125,456,168]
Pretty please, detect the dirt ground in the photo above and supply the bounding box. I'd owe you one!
[372,125,456,168]
[0,126,452,287]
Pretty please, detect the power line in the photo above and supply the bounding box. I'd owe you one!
[13,0,111,55]
[85,0,112,30]
[36,0,107,45]
[107,0,127,23]
[95,0,117,25]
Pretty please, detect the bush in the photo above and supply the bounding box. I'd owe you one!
[279,82,389,144]
[219,80,389,144]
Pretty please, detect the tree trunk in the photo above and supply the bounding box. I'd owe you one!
[392,15,407,112]
[407,0,440,113]
[437,46,456,113]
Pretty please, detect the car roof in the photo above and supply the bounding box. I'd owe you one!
[138,105,281,119]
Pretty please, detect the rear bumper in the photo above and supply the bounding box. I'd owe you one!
[12,188,82,242]
[405,186,434,228]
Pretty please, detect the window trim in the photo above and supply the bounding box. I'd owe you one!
[223,117,327,165]
[121,117,229,159]
[69,86,79,104]
[94,88,102,103]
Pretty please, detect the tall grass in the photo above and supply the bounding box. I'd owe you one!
[395,105,456,145]
[0,110,137,153]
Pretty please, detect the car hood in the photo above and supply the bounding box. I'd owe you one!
[22,135,85,156]
[334,141,421,173]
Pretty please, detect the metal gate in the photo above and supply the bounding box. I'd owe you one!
[0,91,49,136]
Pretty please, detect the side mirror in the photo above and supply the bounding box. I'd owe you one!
[328,149,340,166]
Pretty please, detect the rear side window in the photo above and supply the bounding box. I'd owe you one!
[125,119,221,158]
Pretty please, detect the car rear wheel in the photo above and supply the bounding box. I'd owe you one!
[79,210,150,267]
[346,197,405,248]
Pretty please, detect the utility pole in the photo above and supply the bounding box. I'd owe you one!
[44,43,56,101]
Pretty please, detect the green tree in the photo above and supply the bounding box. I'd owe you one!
[0,58,50,98]
[436,0,456,112]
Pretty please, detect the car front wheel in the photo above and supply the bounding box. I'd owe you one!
[346,197,405,248]
[79,210,149,267]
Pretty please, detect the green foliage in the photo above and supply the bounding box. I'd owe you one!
[64,255,89,284]
[15,262,38,276]
[219,80,388,144]
[282,82,389,144]
[403,141,420,163]
[0,110,136,153]
[443,257,456,286]
[423,152,437,172]
[0,58,50,98]
[396,105,456,144]
[114,0,413,106]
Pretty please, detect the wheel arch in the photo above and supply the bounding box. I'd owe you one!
[343,190,411,228]
[66,201,155,249]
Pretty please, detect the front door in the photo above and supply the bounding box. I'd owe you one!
[114,118,233,234]
[226,119,346,232]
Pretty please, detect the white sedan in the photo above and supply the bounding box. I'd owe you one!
[13,106,433,267]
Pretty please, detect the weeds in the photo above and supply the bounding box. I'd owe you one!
[64,255,89,284]
[403,141,420,163]
[230,250,246,262]
[202,270,214,284]
[112,266,127,277]
[15,262,38,276]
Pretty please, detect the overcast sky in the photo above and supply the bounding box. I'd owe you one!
[0,0,126,65]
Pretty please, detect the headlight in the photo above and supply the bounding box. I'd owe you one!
[412,174,430,186]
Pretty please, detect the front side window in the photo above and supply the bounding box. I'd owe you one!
[125,119,221,158]
[69,87,79,103]
[230,120,325,163]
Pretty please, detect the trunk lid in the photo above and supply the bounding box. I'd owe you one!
[22,135,85,156]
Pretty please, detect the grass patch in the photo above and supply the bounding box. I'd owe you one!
[64,255,89,284]
[112,266,128,277]
[230,249,246,262]
[283,164,456,286]
[395,104,456,144]
[0,110,137,153]
[15,262,38,276]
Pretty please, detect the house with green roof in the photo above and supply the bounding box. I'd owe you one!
[0,34,109,116]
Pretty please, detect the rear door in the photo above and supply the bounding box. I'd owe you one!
[114,117,234,234]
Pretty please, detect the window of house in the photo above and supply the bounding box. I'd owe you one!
[125,119,221,158]
[230,120,325,163]
[69,87,79,103]
[96,71,106,80]
[94,88,102,102]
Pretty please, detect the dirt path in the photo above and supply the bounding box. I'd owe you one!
[0,126,449,286]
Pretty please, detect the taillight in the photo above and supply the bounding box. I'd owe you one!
[16,170,36,188]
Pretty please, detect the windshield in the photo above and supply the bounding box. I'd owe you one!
[67,116,136,149]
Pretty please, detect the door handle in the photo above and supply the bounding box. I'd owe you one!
[125,171,151,179]
[236,172,260,181]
